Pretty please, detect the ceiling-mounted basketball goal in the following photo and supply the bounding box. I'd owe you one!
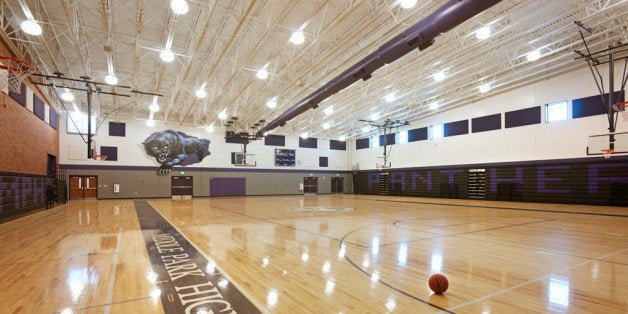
[575,21,628,158]
[360,118,409,169]
[0,56,34,94]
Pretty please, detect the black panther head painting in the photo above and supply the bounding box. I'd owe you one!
[142,130,210,175]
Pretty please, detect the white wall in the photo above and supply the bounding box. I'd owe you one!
[59,117,350,170]
[60,64,625,171]
[353,65,628,169]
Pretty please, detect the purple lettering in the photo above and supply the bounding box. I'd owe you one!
[537,165,570,194]
[588,163,628,194]
[390,173,406,190]
[367,173,379,190]
[411,172,432,191]
[490,168,522,192]
[440,170,463,184]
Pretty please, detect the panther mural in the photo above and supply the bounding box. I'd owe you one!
[142,130,210,175]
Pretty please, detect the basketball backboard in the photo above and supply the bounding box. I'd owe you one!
[587,131,628,157]
[235,153,257,167]
[376,156,391,169]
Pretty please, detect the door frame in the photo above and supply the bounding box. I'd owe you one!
[303,177,318,195]
[69,175,98,199]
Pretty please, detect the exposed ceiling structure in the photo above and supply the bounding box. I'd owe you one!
[0,0,626,139]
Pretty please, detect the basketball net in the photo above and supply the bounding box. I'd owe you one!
[0,56,34,94]
[601,148,613,159]
[611,101,628,122]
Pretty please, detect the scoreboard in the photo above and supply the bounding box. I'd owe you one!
[275,149,296,166]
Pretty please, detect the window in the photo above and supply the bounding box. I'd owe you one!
[429,124,443,139]
[67,112,96,134]
[545,100,569,122]
[372,135,379,147]
[398,130,408,144]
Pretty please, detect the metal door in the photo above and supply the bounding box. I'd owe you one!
[303,177,318,194]
[69,176,98,199]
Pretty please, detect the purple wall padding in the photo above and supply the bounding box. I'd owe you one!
[108,122,126,137]
[378,133,396,146]
[408,127,428,142]
[319,157,328,167]
[572,91,624,119]
[472,113,501,133]
[505,106,540,128]
[444,119,469,137]
[356,138,369,150]
[329,140,346,150]
[8,78,27,106]
[49,108,58,130]
[299,137,318,148]
[264,135,285,146]
[100,146,118,161]
[33,94,45,120]
[209,177,246,196]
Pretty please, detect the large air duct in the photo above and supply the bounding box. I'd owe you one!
[257,0,502,136]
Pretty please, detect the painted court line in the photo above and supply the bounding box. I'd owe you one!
[449,247,628,311]
[104,229,122,314]
[134,201,261,314]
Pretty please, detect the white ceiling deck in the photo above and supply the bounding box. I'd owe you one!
[1,0,626,139]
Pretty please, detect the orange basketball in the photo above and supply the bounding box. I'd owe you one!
[428,274,449,294]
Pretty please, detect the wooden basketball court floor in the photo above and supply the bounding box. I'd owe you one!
[0,195,626,313]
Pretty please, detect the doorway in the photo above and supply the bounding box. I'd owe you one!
[47,154,57,177]
[172,176,193,197]
[303,177,318,195]
[331,177,344,193]
[69,176,98,199]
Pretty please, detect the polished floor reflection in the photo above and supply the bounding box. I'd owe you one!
[0,195,626,313]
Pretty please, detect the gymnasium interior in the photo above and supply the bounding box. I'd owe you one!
[0,0,626,313]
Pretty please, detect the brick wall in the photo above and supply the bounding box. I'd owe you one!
[0,34,59,221]
[0,37,58,175]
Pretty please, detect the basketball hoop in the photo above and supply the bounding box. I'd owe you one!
[611,101,628,121]
[0,56,34,94]
[93,154,108,161]
[601,148,613,159]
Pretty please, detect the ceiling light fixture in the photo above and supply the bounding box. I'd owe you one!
[479,83,491,93]
[18,1,42,36]
[205,123,215,133]
[196,82,207,98]
[526,49,541,61]
[322,122,331,130]
[256,67,269,80]
[146,119,156,127]
[362,126,371,133]
[370,113,379,121]
[338,135,346,141]
[171,0,189,15]
[399,0,417,9]
[385,93,395,102]
[266,97,277,108]
[160,50,175,62]
[218,109,227,120]
[429,101,439,110]
[149,95,160,112]
[433,71,446,82]
[323,106,334,115]
[61,89,74,102]
[195,89,207,99]
[476,26,491,40]
[301,132,309,139]
[104,74,118,85]
[290,30,305,45]
[21,19,42,36]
